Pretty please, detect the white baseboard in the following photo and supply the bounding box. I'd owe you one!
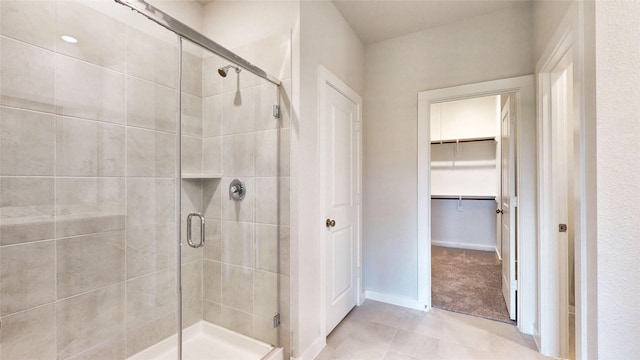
[364,290,423,310]
[291,336,325,360]
[432,240,496,252]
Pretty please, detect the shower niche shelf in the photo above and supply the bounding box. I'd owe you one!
[181,174,222,179]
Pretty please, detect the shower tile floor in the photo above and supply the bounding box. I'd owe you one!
[128,321,281,360]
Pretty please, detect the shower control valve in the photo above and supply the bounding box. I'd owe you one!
[229,179,246,201]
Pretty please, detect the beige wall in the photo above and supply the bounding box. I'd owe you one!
[295,1,365,357]
[363,3,533,300]
[594,1,640,358]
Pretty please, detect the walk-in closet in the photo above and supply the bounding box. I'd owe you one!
[430,94,515,323]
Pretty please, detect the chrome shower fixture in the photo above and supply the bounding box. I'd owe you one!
[218,64,241,77]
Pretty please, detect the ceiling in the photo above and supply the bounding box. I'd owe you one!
[194,0,528,45]
[332,0,530,45]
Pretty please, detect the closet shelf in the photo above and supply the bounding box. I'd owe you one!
[431,195,496,200]
[430,136,496,145]
[181,174,222,179]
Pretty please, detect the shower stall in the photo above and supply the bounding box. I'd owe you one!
[0,0,290,359]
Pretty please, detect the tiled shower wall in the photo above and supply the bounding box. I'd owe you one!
[0,1,187,358]
[197,32,292,347]
[0,0,291,359]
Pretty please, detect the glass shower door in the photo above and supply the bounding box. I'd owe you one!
[178,38,282,357]
[0,1,182,359]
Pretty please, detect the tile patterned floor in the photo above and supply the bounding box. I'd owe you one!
[316,300,551,360]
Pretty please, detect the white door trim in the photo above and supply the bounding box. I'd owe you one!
[417,75,536,334]
[317,65,363,337]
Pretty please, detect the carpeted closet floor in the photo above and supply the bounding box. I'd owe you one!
[431,246,515,324]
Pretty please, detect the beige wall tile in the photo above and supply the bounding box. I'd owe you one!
[0,177,54,246]
[182,135,203,175]
[182,260,203,327]
[219,305,253,337]
[279,128,291,176]
[203,300,221,325]
[253,315,278,346]
[279,177,290,226]
[182,92,203,137]
[126,269,176,331]
[279,226,291,275]
[221,177,254,222]
[202,179,222,220]
[127,127,176,177]
[181,51,203,97]
[203,260,221,303]
[203,56,224,97]
[127,77,177,133]
[126,27,176,89]
[56,117,95,176]
[0,220,55,247]
[223,133,255,176]
[203,95,223,137]
[221,264,253,313]
[255,177,277,225]
[56,1,126,72]
[222,88,255,135]
[55,177,125,237]
[255,224,277,273]
[254,83,280,131]
[202,137,222,175]
[55,117,125,177]
[126,223,176,279]
[253,270,278,318]
[279,274,291,327]
[56,284,125,359]
[0,0,56,50]
[55,54,125,124]
[0,37,55,113]
[56,231,125,299]
[203,218,221,261]
[221,220,254,267]
[0,107,55,176]
[126,179,175,227]
[255,130,278,177]
[126,312,175,357]
[0,304,56,360]
[65,335,126,360]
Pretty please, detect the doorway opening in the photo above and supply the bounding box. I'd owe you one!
[417,75,537,335]
[428,94,516,324]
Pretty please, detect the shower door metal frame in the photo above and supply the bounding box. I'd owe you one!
[115,0,282,87]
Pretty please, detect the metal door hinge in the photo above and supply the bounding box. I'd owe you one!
[273,105,280,119]
[512,280,518,291]
[511,196,518,208]
[559,224,568,232]
[273,313,281,328]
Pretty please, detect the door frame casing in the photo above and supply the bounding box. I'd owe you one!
[317,65,364,337]
[417,75,536,334]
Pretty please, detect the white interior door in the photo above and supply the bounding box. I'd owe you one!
[323,79,360,334]
[501,96,517,320]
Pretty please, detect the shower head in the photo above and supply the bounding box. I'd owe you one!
[217,65,241,77]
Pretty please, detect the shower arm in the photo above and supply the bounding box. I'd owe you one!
[114,0,282,87]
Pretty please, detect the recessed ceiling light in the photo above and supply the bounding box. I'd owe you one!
[61,35,78,43]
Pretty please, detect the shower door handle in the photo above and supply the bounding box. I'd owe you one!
[186,212,205,248]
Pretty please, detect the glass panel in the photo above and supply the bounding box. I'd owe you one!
[179,37,284,358]
[0,1,180,359]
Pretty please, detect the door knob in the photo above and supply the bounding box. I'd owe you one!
[325,219,336,228]
[496,209,504,214]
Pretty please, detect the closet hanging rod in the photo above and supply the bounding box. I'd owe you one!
[114,0,282,86]
[430,136,495,145]
[431,195,496,200]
